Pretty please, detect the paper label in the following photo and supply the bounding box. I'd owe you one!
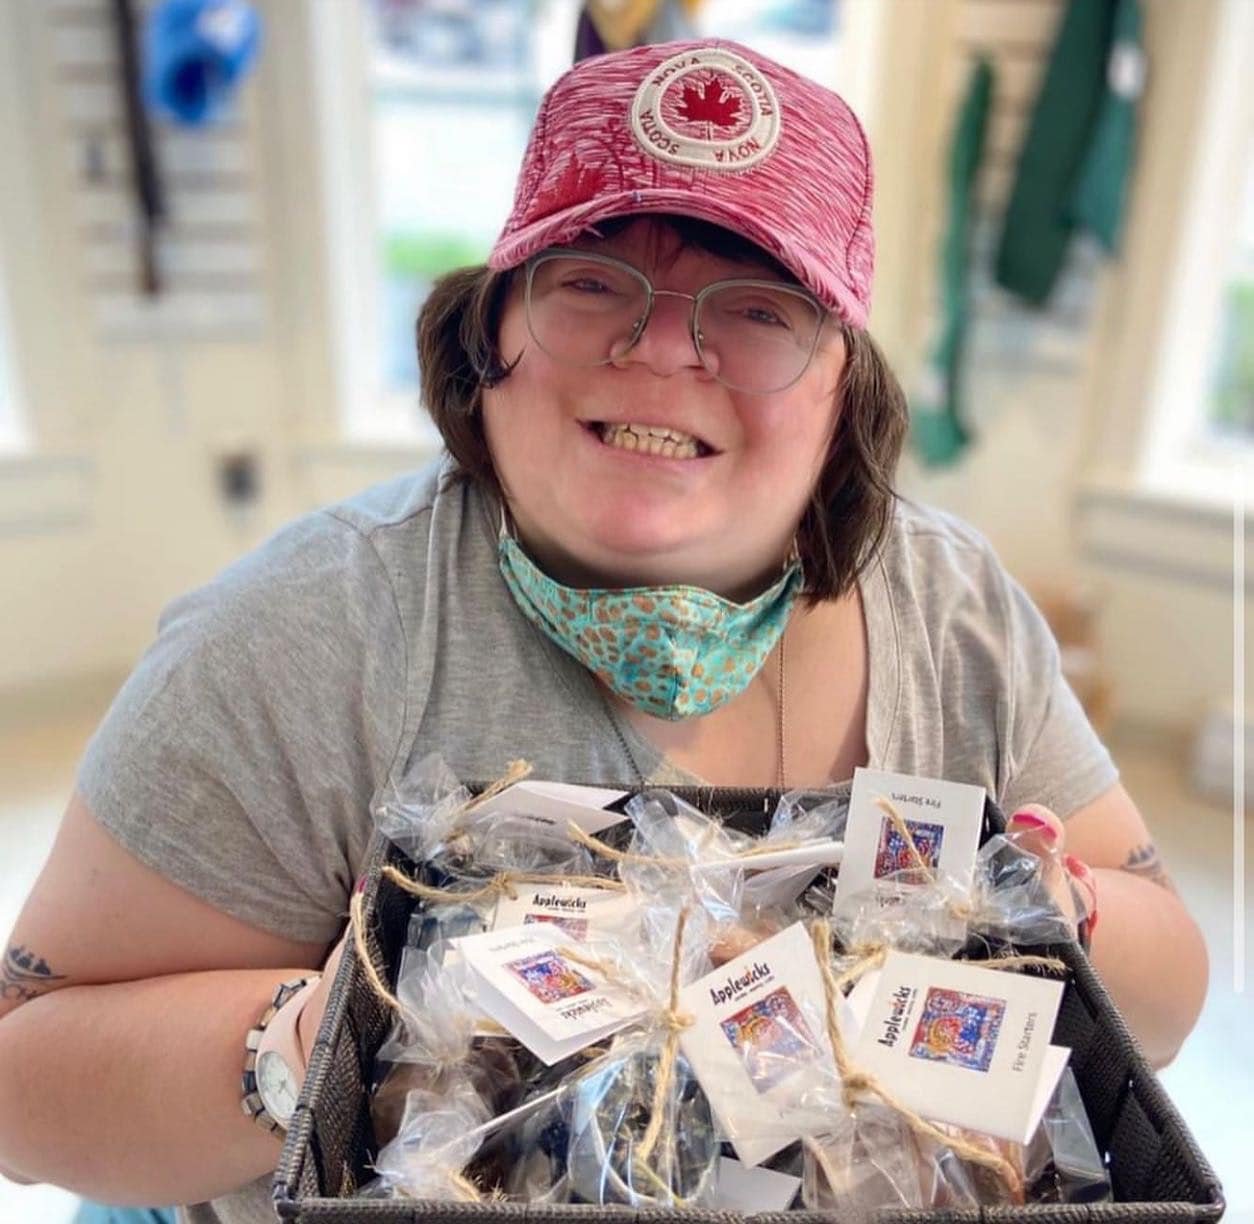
[454,924,645,1065]
[849,950,1066,1143]
[835,768,985,931]
[467,780,628,839]
[710,1158,801,1211]
[678,922,841,1167]
[492,883,640,943]
[701,839,844,875]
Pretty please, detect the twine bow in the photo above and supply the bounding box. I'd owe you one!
[809,917,1067,1200]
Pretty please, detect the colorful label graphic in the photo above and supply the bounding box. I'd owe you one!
[505,952,594,1005]
[720,986,818,1093]
[909,986,1005,1071]
[875,816,945,880]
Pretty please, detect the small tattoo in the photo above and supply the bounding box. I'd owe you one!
[1121,843,1176,892]
[1,944,67,1004]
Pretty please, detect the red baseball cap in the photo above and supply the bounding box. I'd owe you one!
[489,39,875,328]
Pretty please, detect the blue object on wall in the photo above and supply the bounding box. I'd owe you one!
[143,0,262,127]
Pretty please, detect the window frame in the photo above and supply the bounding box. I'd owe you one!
[1135,0,1254,505]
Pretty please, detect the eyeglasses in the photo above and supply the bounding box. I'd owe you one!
[523,248,826,395]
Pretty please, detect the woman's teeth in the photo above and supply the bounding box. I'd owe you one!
[597,423,702,459]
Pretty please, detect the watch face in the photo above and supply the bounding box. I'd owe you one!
[256,1049,299,1124]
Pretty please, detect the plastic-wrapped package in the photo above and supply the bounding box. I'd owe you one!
[498,904,723,1207]
[364,1083,494,1201]
[801,1102,985,1218]
[1023,1067,1112,1203]
[967,832,1083,949]
[566,1032,720,1205]
[766,788,850,843]
[369,948,522,1147]
[499,1034,720,1207]
[373,752,478,864]
[828,872,972,961]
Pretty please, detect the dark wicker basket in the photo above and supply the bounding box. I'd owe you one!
[273,787,1224,1222]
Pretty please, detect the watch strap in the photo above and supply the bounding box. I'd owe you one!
[241,975,321,1133]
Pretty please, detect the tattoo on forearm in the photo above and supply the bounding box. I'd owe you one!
[1121,842,1176,892]
[1,944,67,1003]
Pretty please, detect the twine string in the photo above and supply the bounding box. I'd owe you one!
[350,888,512,1038]
[874,795,934,882]
[808,918,1055,1200]
[873,795,977,921]
[556,911,696,1205]
[382,864,626,907]
[351,888,403,1015]
[460,758,534,816]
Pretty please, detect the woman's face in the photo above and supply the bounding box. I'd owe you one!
[481,219,848,600]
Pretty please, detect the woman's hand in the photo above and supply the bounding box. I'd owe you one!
[1008,784,1207,1069]
[1003,804,1099,940]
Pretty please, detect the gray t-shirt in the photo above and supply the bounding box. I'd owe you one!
[78,454,1118,1223]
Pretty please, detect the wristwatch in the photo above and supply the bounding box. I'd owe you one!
[241,975,322,1134]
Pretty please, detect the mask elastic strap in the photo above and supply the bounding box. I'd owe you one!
[498,500,515,543]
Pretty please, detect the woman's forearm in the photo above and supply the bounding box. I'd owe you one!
[0,968,302,1205]
[1087,868,1208,1068]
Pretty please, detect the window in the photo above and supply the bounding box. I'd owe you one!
[1138,0,1254,503]
[315,0,862,442]
[1208,148,1254,440]
[0,250,26,452]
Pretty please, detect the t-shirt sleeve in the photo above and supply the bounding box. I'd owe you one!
[995,564,1119,820]
[76,511,408,944]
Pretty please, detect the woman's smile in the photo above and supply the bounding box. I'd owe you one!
[578,418,720,465]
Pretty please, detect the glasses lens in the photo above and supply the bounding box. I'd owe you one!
[697,282,823,393]
[526,255,650,368]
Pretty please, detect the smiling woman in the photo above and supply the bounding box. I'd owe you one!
[418,215,905,605]
[0,35,1207,1224]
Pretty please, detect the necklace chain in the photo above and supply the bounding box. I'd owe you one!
[776,627,787,790]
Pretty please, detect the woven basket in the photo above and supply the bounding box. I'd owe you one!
[273,786,1224,1223]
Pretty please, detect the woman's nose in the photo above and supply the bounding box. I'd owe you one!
[614,293,707,377]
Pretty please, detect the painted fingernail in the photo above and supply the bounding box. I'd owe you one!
[1009,812,1058,841]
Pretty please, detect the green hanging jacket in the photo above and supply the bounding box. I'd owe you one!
[994,0,1145,305]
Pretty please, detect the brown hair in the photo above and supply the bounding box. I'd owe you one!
[416,219,908,604]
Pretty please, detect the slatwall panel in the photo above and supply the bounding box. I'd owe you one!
[47,0,267,339]
[949,0,1103,375]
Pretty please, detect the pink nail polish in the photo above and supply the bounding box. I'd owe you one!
[1009,811,1058,841]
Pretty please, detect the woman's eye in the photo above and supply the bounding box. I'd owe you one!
[562,277,613,294]
[743,305,786,327]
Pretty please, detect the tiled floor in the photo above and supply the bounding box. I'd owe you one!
[0,688,1250,1221]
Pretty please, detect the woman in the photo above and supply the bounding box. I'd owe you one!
[0,39,1206,1224]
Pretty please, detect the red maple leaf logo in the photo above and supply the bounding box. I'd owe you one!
[676,77,744,128]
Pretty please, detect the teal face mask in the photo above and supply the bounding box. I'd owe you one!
[498,526,803,721]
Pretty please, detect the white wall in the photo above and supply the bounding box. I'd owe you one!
[0,1,433,701]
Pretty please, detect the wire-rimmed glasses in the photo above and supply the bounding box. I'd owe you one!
[523,248,826,395]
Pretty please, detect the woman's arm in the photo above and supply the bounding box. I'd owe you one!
[0,792,332,1205]
[1015,783,1208,1069]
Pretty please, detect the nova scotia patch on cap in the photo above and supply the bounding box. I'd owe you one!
[630,47,780,172]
